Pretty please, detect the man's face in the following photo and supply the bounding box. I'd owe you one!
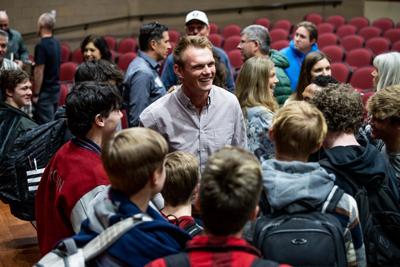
[294,26,315,53]
[370,116,396,142]
[237,34,258,61]
[7,79,32,108]
[185,21,209,37]
[0,35,8,61]
[371,68,379,87]
[0,15,9,31]
[175,46,216,95]
[154,31,171,61]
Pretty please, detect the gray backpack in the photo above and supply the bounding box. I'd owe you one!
[34,213,153,267]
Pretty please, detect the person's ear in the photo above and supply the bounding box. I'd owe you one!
[174,64,183,80]
[5,88,13,98]
[150,39,158,51]
[94,114,104,127]
[268,128,275,142]
[249,205,260,221]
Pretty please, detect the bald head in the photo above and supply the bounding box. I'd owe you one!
[0,11,9,31]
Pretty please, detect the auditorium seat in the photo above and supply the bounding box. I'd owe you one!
[383,28,400,44]
[331,62,351,83]
[117,38,138,54]
[271,40,290,51]
[372,17,394,33]
[326,15,346,30]
[358,26,382,41]
[304,13,323,25]
[317,33,339,49]
[71,48,83,64]
[348,16,369,31]
[209,33,224,48]
[60,62,78,83]
[118,52,137,72]
[273,19,292,32]
[321,45,345,63]
[336,24,357,38]
[104,36,117,51]
[270,29,289,42]
[317,23,335,35]
[346,48,373,69]
[365,37,391,56]
[341,35,364,52]
[222,24,241,39]
[350,66,375,91]
[223,35,241,52]
[255,18,271,29]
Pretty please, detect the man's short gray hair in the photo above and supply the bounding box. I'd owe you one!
[241,24,271,55]
[0,29,8,40]
[38,12,56,30]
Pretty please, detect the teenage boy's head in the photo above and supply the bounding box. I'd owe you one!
[200,146,262,236]
[102,127,168,197]
[162,151,199,207]
[311,83,363,135]
[270,101,327,158]
[367,85,400,141]
[65,81,122,139]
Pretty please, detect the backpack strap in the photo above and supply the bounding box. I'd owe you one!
[251,258,280,267]
[183,221,203,237]
[81,213,153,261]
[164,252,191,267]
[322,185,345,214]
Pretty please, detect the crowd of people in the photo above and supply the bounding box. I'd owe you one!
[0,8,400,267]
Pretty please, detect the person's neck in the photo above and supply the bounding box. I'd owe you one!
[85,128,102,147]
[40,30,52,38]
[276,153,309,162]
[206,230,243,239]
[162,203,192,218]
[144,50,159,63]
[324,131,360,149]
[182,86,209,114]
[5,98,19,109]
[130,190,152,213]
[383,136,400,154]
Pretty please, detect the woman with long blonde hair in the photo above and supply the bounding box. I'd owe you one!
[236,56,278,160]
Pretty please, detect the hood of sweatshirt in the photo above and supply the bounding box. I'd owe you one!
[261,159,335,211]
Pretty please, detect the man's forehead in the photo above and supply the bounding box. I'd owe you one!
[186,20,207,27]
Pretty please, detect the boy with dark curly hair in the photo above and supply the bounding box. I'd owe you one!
[311,83,398,198]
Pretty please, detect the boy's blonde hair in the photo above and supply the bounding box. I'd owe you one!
[162,151,200,207]
[102,128,168,196]
[272,101,327,157]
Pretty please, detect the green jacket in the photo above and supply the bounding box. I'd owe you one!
[270,49,292,106]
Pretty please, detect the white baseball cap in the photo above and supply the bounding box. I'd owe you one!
[185,10,209,26]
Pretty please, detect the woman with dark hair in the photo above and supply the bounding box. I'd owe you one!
[290,51,331,101]
[80,35,112,62]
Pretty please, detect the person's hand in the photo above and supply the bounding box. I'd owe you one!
[14,60,23,68]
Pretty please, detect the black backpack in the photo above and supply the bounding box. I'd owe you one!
[163,246,280,267]
[253,186,347,267]
[320,159,400,266]
[0,117,71,221]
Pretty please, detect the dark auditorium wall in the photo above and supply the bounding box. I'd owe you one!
[3,0,364,52]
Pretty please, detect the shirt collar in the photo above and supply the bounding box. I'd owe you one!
[176,85,212,109]
[138,50,160,70]
[72,137,101,155]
